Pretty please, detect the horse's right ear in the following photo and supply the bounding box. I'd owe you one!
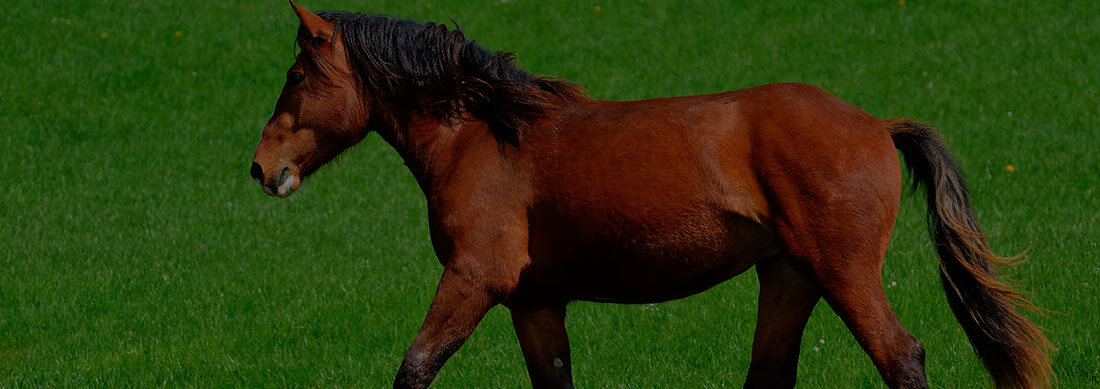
[290,0,333,42]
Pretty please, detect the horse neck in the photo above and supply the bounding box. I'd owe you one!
[373,109,478,195]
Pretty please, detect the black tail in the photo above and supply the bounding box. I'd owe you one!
[889,120,1052,388]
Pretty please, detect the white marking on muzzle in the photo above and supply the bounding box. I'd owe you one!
[277,174,297,197]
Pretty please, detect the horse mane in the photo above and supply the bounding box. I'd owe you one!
[314,11,586,144]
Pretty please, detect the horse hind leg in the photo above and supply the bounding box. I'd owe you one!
[818,261,927,388]
[743,256,822,389]
[786,235,928,388]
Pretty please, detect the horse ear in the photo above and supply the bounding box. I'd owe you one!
[290,0,333,42]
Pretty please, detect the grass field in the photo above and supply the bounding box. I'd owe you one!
[2,0,1097,387]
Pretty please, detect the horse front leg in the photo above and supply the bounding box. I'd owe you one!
[394,267,497,389]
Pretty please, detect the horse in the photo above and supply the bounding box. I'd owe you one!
[250,2,1052,388]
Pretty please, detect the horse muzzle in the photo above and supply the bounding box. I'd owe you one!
[250,162,301,198]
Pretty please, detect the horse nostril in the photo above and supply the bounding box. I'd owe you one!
[250,162,264,182]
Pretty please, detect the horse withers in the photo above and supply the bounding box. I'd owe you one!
[250,2,1052,388]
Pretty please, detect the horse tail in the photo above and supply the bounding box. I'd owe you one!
[887,120,1052,388]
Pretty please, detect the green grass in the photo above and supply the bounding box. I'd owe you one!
[1,0,1097,387]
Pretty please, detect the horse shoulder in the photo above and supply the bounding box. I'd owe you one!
[424,133,534,294]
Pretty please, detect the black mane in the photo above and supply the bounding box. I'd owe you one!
[315,11,585,144]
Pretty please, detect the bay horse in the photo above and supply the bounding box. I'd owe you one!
[250,2,1052,388]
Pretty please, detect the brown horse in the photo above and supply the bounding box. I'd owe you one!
[251,3,1052,388]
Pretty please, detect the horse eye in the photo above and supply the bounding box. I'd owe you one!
[288,72,306,85]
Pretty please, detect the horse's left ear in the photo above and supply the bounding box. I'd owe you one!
[290,0,333,42]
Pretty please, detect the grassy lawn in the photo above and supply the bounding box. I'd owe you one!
[1,0,1096,387]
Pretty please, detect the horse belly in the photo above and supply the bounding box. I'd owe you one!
[524,209,778,304]
[576,253,762,304]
